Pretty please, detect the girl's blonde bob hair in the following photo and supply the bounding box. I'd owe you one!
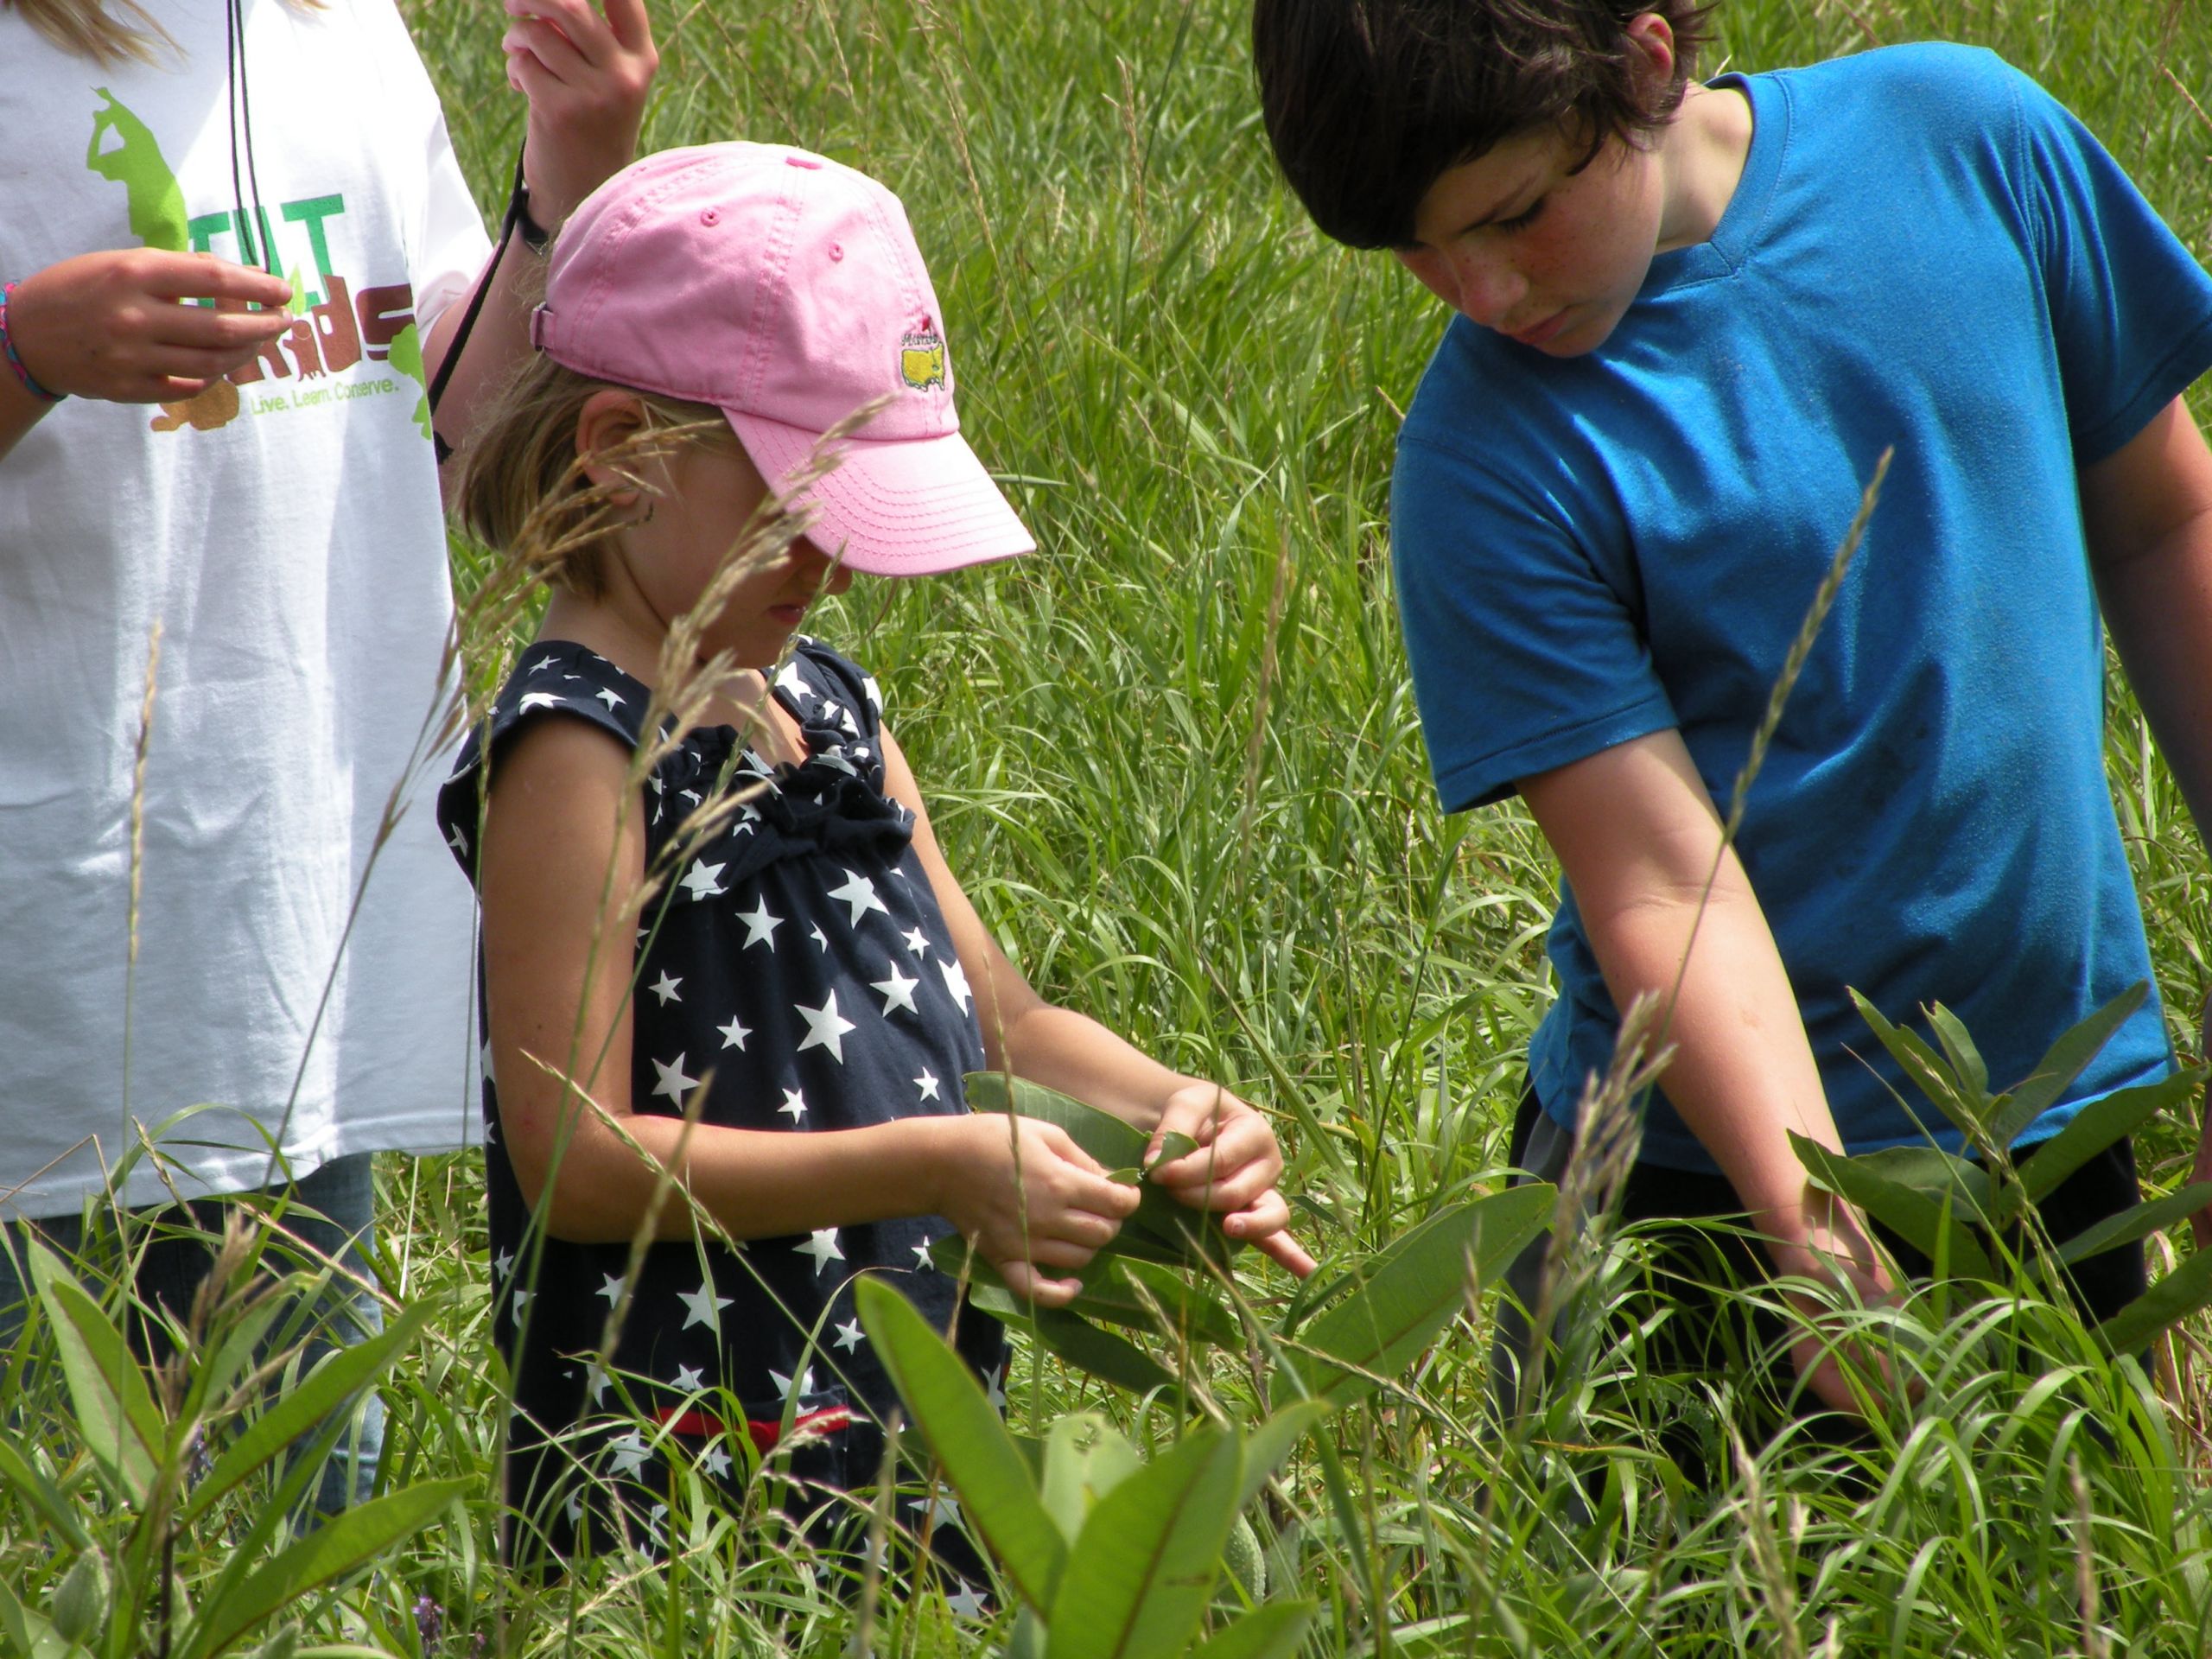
[10,0,321,67]
[457,349,735,599]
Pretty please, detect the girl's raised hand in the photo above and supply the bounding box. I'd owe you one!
[1146,1083,1317,1278]
[936,1114,1141,1309]
[5,251,291,403]
[503,0,658,233]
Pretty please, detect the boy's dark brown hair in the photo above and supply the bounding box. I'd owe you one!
[1252,0,1716,249]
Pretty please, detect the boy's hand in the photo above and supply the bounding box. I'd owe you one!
[937,1114,1141,1309]
[1763,1195,1904,1417]
[503,0,658,234]
[6,251,291,403]
[1146,1082,1317,1278]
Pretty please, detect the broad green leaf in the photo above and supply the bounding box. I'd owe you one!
[2093,1240,2212,1357]
[1847,991,1979,1140]
[1847,1146,1993,1221]
[2055,1185,2212,1268]
[1789,1134,1997,1281]
[964,1073,1237,1268]
[855,1277,1065,1611]
[1290,1185,1553,1407]
[26,1241,166,1505]
[0,1440,90,1551]
[1073,1259,1243,1350]
[1039,1413,1141,1544]
[1236,1399,1329,1511]
[1189,1602,1319,1659]
[1987,982,2148,1148]
[2016,1071,2202,1206]
[0,1580,73,1659]
[1147,1131,1200,1172]
[1027,1306,1178,1394]
[1924,1003,1990,1102]
[182,1295,442,1527]
[1046,1426,1242,1659]
[175,1478,467,1659]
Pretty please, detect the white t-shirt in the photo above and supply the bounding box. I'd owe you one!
[0,0,491,1218]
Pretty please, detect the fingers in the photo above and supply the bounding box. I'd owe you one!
[996,1258,1084,1310]
[144,251,293,309]
[1250,1225,1319,1279]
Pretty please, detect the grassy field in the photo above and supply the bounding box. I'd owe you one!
[9,0,2212,1654]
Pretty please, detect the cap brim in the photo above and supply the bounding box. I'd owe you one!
[724,411,1035,577]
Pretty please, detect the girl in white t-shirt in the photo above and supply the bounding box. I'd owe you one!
[0,0,652,1510]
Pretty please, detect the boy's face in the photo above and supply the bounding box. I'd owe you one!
[1395,124,1671,358]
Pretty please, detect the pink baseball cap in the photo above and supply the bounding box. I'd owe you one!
[529,143,1033,576]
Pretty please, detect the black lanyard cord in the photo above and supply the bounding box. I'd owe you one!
[427,143,536,466]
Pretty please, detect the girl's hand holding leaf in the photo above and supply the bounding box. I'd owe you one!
[1145,1082,1317,1278]
[938,1112,1142,1308]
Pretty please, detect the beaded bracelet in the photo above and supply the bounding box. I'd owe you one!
[0,282,66,404]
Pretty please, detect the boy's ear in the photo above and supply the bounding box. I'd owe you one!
[1624,11,1681,88]
[574,388,648,504]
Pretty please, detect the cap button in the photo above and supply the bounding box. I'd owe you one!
[700,207,721,226]
[829,243,843,262]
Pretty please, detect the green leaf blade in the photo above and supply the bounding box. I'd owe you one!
[854,1276,1065,1610]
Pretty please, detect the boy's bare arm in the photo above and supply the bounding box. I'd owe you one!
[2081,392,2212,1242]
[1519,729,1894,1413]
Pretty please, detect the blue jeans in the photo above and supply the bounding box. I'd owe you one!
[0,1151,386,1514]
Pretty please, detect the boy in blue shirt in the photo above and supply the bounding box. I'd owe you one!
[1251,0,2212,1414]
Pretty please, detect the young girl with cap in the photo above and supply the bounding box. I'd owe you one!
[440,142,1313,1567]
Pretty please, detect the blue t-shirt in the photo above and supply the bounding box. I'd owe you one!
[1392,44,2212,1170]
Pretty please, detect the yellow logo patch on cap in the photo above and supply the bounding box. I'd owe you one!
[899,327,946,391]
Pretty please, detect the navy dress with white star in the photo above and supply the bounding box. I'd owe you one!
[436,638,1004,1556]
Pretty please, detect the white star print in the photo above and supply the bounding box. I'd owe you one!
[938,957,974,1014]
[739,899,783,949]
[680,787,702,806]
[672,1363,705,1393]
[870,963,920,1017]
[677,1284,732,1332]
[588,1365,613,1403]
[779,1087,807,1122]
[796,991,858,1062]
[827,869,890,927]
[821,698,844,728]
[815,749,859,777]
[912,1239,937,1270]
[945,1583,988,1621]
[594,685,624,710]
[519,690,563,712]
[914,1070,940,1102]
[718,1015,751,1051]
[596,1273,626,1304]
[768,1364,817,1401]
[984,1364,1007,1413]
[774,660,810,700]
[649,970,683,1006]
[512,1287,534,1313]
[701,1444,733,1479]
[446,822,468,857]
[861,673,882,711]
[493,1249,513,1279]
[810,924,830,951]
[679,861,727,901]
[607,1432,650,1478]
[797,1229,844,1274]
[834,1319,865,1352]
[530,654,559,675]
[909,1491,963,1529]
[901,927,930,957]
[651,1054,698,1103]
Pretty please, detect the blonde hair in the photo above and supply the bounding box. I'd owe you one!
[457,351,735,599]
[10,0,321,67]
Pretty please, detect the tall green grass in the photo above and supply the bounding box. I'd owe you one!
[4,0,2211,1655]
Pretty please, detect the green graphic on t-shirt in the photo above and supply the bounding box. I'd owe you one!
[87,89,188,253]
[386,321,432,440]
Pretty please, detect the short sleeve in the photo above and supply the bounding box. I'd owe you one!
[1390,429,1676,811]
[2009,73,2212,463]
